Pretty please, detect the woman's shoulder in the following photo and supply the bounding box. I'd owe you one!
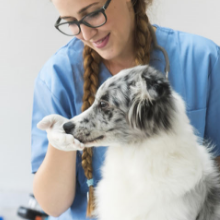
[36,37,84,90]
[54,36,85,62]
[155,25,219,60]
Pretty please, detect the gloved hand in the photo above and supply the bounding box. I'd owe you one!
[37,114,85,151]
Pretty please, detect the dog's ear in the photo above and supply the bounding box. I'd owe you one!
[140,69,170,101]
[127,68,172,132]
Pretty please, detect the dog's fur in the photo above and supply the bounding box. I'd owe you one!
[65,65,220,220]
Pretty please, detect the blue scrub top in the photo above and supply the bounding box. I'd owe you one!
[31,25,220,220]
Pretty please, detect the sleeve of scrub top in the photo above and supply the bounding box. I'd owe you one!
[31,76,71,173]
[204,46,220,156]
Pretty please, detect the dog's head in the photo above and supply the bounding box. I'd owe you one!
[64,65,175,147]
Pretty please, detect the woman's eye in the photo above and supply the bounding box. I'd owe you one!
[89,11,100,18]
[68,20,77,24]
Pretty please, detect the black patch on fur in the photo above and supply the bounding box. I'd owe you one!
[101,92,109,102]
[128,81,135,87]
[113,98,120,108]
[91,122,96,128]
[109,82,116,87]
[107,128,114,132]
[119,87,130,108]
[141,72,170,99]
[115,118,123,123]
[125,96,130,108]
[124,74,129,82]
[108,111,113,121]
[83,118,89,123]
[85,133,90,137]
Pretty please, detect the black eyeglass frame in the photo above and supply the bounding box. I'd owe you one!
[55,0,111,36]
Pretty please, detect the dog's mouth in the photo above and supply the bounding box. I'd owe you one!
[78,135,105,144]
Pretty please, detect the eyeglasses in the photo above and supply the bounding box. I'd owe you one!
[55,0,111,36]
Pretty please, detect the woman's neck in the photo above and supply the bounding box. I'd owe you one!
[103,26,157,76]
[103,55,136,76]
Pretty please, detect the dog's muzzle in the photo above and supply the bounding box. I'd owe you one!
[63,122,75,134]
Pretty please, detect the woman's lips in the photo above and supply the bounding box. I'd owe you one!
[92,34,110,49]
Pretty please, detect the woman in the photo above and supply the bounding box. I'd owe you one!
[32,0,220,219]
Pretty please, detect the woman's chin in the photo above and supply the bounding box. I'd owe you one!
[98,49,118,61]
[92,45,119,62]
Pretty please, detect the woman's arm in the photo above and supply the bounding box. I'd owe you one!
[33,114,84,217]
[33,143,77,217]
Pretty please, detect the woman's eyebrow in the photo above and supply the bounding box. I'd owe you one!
[60,16,75,19]
[60,2,99,19]
[78,2,99,14]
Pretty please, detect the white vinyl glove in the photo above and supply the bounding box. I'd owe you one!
[37,114,85,151]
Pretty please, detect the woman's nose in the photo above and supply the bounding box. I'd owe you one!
[80,25,97,41]
[63,122,75,134]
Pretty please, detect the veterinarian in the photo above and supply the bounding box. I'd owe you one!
[32,0,220,219]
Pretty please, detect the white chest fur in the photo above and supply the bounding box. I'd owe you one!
[94,133,212,220]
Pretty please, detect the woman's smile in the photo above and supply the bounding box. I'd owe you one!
[92,33,110,48]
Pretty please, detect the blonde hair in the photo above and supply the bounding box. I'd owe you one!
[81,0,153,217]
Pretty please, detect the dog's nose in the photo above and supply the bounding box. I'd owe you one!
[63,122,75,134]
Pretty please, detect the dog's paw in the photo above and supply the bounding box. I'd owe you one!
[37,114,84,151]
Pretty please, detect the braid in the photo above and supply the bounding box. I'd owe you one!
[133,0,153,65]
[80,0,153,218]
[81,45,101,217]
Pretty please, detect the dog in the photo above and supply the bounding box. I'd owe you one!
[41,65,220,220]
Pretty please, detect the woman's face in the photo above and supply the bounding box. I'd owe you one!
[52,0,135,62]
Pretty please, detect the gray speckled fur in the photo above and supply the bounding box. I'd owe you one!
[65,65,220,219]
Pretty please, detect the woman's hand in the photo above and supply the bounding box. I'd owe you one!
[37,114,84,151]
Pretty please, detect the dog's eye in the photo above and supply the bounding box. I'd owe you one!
[99,101,109,109]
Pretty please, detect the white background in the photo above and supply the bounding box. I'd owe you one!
[0,0,219,219]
